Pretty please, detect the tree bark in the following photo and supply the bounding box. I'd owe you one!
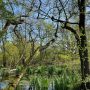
[78,0,89,80]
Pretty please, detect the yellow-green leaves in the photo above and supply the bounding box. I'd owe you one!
[0,0,2,3]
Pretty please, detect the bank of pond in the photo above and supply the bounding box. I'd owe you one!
[0,65,89,90]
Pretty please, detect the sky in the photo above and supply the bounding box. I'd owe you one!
[1,0,90,42]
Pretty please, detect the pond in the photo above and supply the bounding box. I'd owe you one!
[0,80,55,90]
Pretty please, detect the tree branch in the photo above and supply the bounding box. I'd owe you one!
[13,25,22,40]
[64,24,80,43]
[51,16,79,24]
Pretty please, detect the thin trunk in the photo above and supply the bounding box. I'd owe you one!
[30,40,35,63]
[2,38,6,67]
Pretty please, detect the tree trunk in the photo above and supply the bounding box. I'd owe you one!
[2,38,6,67]
[79,47,89,79]
[78,0,89,80]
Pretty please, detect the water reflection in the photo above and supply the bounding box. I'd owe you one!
[0,81,55,90]
[0,81,9,89]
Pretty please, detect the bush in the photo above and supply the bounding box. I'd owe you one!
[1,68,9,78]
[26,67,34,75]
[16,66,22,76]
[47,66,55,76]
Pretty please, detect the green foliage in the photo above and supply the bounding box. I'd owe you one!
[0,68,9,78]
[0,30,6,38]
[0,65,82,90]
[47,66,55,76]
[0,0,2,3]
[35,66,47,75]
[26,67,35,75]
[59,54,72,61]
[55,67,66,76]
[29,76,50,90]
[23,65,81,90]
[24,66,81,90]
[15,66,23,77]
[0,1,13,19]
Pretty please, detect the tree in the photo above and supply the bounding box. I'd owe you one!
[78,0,89,80]
[35,0,90,80]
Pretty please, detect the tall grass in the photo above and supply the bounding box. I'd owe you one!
[21,65,81,90]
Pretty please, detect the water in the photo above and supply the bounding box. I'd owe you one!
[0,81,55,90]
[48,81,55,90]
[17,85,30,90]
[0,81,9,89]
